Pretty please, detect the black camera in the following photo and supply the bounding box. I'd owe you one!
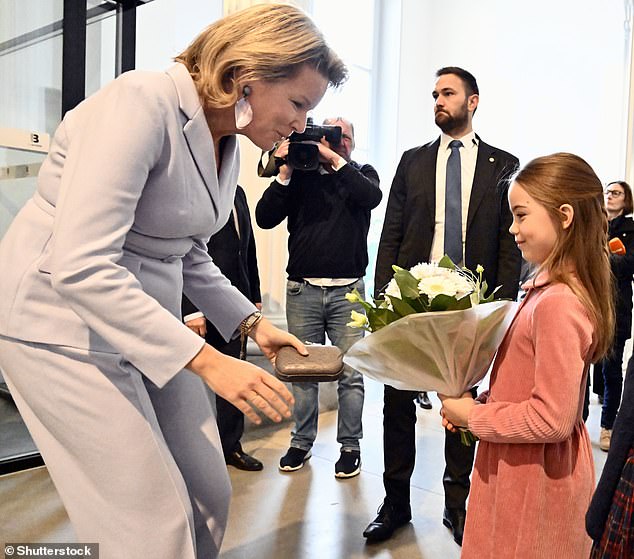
[287,118,342,171]
[257,118,342,176]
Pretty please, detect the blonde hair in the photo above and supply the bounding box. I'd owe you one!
[174,4,347,108]
[514,153,614,361]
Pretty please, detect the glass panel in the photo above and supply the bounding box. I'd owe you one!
[86,10,117,97]
[0,147,45,237]
[0,1,64,135]
[0,0,63,40]
[0,0,62,473]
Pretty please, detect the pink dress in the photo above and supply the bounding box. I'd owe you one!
[462,278,595,558]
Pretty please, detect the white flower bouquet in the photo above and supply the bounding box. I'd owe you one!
[344,256,519,444]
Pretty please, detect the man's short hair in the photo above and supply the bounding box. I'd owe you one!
[323,117,354,139]
[436,67,479,96]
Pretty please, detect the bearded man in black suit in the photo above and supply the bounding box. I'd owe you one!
[363,67,521,546]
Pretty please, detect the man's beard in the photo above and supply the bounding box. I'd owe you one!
[435,103,469,135]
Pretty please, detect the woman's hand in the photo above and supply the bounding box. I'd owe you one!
[185,316,206,338]
[438,391,477,433]
[249,317,307,365]
[187,344,294,425]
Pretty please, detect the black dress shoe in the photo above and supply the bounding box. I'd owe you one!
[443,507,466,546]
[225,449,263,471]
[415,391,432,410]
[363,501,411,542]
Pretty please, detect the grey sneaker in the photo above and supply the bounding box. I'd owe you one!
[335,449,361,478]
[279,447,311,471]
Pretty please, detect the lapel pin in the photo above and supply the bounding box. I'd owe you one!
[489,157,495,162]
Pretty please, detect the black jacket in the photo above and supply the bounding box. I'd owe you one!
[375,137,521,299]
[608,214,634,339]
[256,161,381,279]
[182,185,260,348]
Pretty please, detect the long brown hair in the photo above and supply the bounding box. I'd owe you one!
[175,4,347,109]
[514,153,614,361]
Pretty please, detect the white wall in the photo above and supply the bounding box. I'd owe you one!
[3,0,631,312]
[136,0,222,71]
[393,0,629,182]
[237,0,634,311]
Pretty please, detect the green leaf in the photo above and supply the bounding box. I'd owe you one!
[429,294,458,311]
[389,296,418,317]
[405,295,429,313]
[479,283,501,303]
[480,280,489,298]
[451,295,473,310]
[393,268,420,299]
[438,254,458,270]
[367,308,400,331]
[459,428,479,447]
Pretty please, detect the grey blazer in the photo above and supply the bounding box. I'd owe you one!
[0,63,255,387]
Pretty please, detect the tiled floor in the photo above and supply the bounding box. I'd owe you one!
[0,378,608,559]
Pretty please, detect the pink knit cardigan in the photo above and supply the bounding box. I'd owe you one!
[462,279,595,558]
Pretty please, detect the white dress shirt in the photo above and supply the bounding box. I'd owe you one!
[430,131,479,263]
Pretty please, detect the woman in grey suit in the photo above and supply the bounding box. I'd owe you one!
[0,5,346,559]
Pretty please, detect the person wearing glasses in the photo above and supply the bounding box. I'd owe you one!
[593,181,634,451]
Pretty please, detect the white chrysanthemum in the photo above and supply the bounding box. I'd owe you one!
[409,262,440,280]
[417,271,473,301]
[384,278,401,300]
[383,278,402,310]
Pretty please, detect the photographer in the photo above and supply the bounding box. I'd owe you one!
[256,117,381,477]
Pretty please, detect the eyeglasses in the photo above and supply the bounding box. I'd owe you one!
[604,189,624,198]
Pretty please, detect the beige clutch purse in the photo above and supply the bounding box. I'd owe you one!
[275,345,344,383]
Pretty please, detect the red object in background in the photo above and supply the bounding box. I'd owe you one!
[609,237,626,255]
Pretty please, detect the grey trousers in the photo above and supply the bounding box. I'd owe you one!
[0,336,231,559]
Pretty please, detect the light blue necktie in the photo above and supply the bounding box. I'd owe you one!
[444,139,464,265]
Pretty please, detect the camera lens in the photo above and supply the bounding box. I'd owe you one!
[288,143,320,171]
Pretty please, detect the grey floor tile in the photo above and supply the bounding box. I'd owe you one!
[0,378,609,559]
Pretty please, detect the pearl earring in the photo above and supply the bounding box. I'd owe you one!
[234,85,253,129]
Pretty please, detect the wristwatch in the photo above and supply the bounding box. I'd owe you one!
[240,311,263,336]
[239,311,263,360]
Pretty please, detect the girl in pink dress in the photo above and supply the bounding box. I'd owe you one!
[441,153,615,558]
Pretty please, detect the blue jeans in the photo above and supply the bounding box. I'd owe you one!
[285,279,365,452]
[598,335,627,429]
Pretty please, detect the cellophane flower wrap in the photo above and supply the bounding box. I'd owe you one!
[344,256,519,444]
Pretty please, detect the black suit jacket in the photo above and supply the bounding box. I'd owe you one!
[182,185,261,348]
[375,137,521,301]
